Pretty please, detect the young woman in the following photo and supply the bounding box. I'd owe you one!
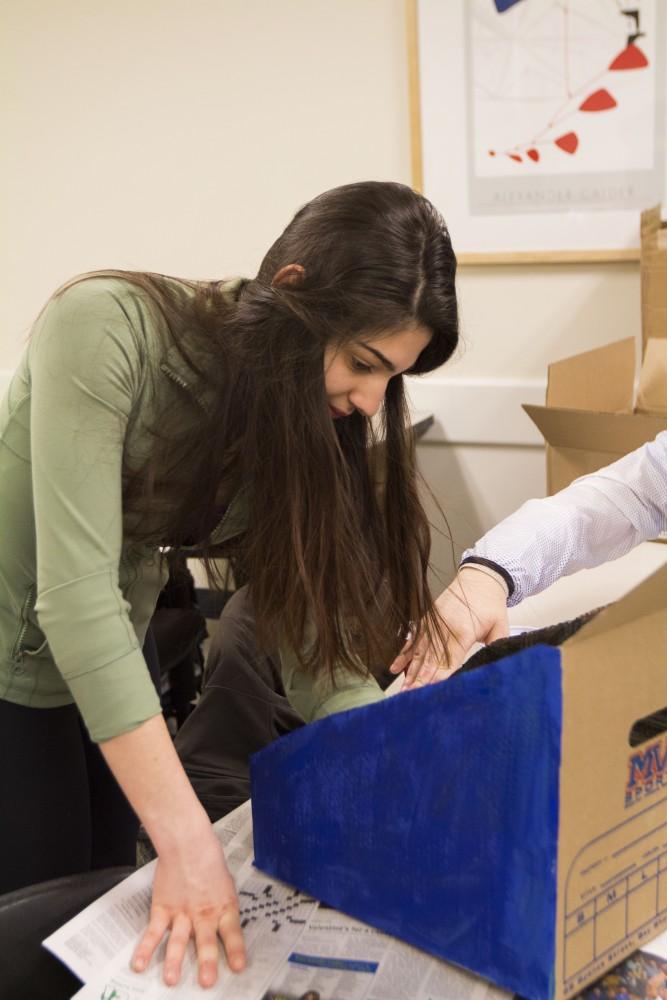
[0,181,459,987]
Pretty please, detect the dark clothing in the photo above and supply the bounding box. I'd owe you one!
[176,586,397,824]
[176,587,305,823]
[0,631,160,894]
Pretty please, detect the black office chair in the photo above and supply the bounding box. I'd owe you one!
[152,551,208,731]
[0,865,134,1000]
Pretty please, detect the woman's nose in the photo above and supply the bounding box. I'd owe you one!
[350,384,385,418]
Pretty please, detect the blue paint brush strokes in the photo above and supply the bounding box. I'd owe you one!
[251,644,563,1000]
[494,0,525,11]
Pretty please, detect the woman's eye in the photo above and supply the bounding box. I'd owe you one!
[351,357,372,373]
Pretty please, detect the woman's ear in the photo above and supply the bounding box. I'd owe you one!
[272,263,305,287]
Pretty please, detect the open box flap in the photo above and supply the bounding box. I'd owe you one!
[546,339,635,412]
[522,404,667,453]
[563,561,667,648]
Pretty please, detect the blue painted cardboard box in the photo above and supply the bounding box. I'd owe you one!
[250,564,667,1000]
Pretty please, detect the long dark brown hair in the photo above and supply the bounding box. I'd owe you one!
[77,181,460,679]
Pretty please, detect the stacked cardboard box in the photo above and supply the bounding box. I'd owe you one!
[524,206,667,494]
[641,205,667,348]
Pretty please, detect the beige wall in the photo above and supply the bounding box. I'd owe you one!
[2,0,644,585]
[2,0,412,356]
[420,259,641,584]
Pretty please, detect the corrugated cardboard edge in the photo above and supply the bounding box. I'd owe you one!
[564,562,667,647]
[637,339,667,414]
[641,206,667,349]
[521,406,666,454]
[523,335,667,491]
[554,562,667,998]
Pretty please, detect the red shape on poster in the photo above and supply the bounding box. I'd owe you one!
[609,44,649,71]
[554,132,578,154]
[579,88,617,112]
[526,148,540,162]
[508,154,522,162]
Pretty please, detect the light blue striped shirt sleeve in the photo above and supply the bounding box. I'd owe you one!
[463,431,667,607]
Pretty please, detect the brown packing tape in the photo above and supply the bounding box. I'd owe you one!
[636,339,667,415]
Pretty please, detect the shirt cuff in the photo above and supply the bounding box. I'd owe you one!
[67,646,162,742]
[459,556,515,599]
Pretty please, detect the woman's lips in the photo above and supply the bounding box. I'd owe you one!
[329,406,349,419]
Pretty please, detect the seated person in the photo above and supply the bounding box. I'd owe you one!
[175,587,303,823]
[176,586,396,822]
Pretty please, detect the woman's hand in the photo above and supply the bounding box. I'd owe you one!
[390,567,510,689]
[132,826,245,988]
[99,715,246,989]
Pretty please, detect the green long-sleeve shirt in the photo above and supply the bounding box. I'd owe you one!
[0,276,383,742]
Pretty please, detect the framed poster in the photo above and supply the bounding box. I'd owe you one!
[408,0,666,262]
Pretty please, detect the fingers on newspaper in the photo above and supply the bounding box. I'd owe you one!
[43,800,505,1000]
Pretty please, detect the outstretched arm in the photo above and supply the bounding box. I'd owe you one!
[392,431,667,684]
[101,717,245,987]
[390,565,510,686]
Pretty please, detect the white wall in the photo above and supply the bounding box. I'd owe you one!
[417,259,641,583]
[2,0,644,586]
[1,0,412,361]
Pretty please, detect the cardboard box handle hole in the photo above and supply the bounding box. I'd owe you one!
[629,708,667,747]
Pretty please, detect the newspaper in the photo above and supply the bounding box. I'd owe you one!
[45,800,509,1000]
[259,909,499,1000]
[44,801,255,984]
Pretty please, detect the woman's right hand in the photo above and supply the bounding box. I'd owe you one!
[132,824,245,988]
[99,715,246,990]
[390,566,510,688]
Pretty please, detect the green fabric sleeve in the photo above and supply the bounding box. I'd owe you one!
[29,279,161,741]
[279,641,385,723]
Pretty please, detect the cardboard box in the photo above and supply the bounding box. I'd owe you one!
[641,205,667,348]
[251,562,667,1000]
[523,338,667,494]
[523,206,667,494]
